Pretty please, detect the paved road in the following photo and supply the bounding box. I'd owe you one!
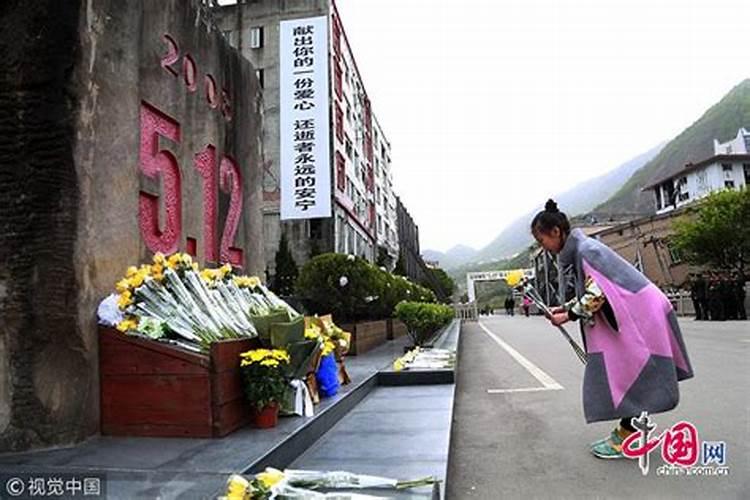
[446,315,749,500]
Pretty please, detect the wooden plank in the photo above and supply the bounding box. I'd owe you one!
[101,403,210,427]
[100,327,210,368]
[100,375,211,410]
[212,399,251,437]
[100,340,207,375]
[210,338,257,373]
[211,370,245,406]
[101,422,213,438]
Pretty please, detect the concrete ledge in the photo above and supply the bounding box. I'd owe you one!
[244,374,378,473]
[377,369,454,386]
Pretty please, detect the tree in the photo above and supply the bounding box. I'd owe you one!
[672,188,750,274]
[419,267,456,303]
[376,246,392,270]
[273,233,298,296]
[393,253,407,276]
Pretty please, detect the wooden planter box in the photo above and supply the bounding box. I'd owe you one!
[99,327,258,438]
[341,319,388,356]
[392,319,409,340]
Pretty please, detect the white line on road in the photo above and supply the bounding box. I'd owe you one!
[478,320,564,391]
[487,386,563,394]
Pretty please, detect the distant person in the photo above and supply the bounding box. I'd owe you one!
[531,199,693,460]
[732,272,746,320]
[522,296,532,317]
[508,295,515,316]
[690,273,707,320]
[707,273,725,321]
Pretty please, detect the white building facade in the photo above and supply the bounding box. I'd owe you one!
[646,128,750,214]
[215,0,399,271]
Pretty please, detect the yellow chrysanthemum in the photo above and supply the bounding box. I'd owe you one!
[247,276,261,288]
[321,340,336,356]
[192,262,199,271]
[117,290,133,309]
[260,358,280,367]
[256,468,285,489]
[153,252,166,265]
[167,253,181,270]
[225,474,249,500]
[505,270,525,287]
[116,318,138,332]
[125,266,138,278]
[115,278,130,294]
[272,350,290,362]
[393,359,404,372]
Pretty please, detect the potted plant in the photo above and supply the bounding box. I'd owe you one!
[239,348,291,428]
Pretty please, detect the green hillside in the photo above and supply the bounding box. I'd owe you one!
[596,79,750,215]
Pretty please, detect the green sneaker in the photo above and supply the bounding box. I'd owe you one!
[591,429,629,459]
[590,428,619,449]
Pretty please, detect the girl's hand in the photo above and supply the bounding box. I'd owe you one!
[548,312,569,327]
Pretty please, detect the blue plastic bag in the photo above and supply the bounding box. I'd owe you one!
[316,354,340,398]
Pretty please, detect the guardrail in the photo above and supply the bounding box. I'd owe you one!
[454,303,478,321]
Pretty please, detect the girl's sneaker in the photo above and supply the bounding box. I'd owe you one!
[591,428,632,459]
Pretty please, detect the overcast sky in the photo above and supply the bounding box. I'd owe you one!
[333,0,749,253]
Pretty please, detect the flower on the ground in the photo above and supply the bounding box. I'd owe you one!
[339,276,349,287]
[347,254,355,261]
[256,468,285,489]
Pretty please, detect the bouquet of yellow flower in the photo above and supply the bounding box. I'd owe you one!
[222,468,438,499]
[505,270,587,364]
[112,252,299,351]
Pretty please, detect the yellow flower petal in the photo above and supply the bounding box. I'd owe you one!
[256,468,285,489]
[505,270,525,287]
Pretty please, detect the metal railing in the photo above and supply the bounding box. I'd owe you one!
[454,303,478,321]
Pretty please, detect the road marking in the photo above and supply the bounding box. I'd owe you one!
[478,320,564,391]
[487,386,563,394]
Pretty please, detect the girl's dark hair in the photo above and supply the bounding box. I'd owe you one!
[530,199,571,236]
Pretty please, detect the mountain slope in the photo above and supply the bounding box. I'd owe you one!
[466,143,664,266]
[422,244,477,270]
[596,79,750,215]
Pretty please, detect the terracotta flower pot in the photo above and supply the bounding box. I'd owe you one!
[251,403,279,429]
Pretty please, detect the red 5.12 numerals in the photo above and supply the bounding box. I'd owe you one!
[139,101,243,267]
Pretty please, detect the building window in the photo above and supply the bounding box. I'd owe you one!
[725,180,735,189]
[336,152,346,192]
[255,68,264,89]
[335,104,343,142]
[249,26,264,49]
[224,30,239,48]
[334,64,343,99]
[668,244,682,265]
[722,163,733,178]
[744,163,750,185]
[345,136,353,160]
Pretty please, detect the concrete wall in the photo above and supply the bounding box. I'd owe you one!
[0,0,264,451]
[595,212,692,288]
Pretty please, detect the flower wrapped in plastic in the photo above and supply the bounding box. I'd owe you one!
[221,468,439,499]
[110,252,301,352]
[504,269,587,364]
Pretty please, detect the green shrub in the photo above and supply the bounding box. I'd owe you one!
[296,253,438,322]
[394,301,454,346]
[296,254,383,322]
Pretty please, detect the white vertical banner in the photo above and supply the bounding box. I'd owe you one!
[279,16,331,220]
